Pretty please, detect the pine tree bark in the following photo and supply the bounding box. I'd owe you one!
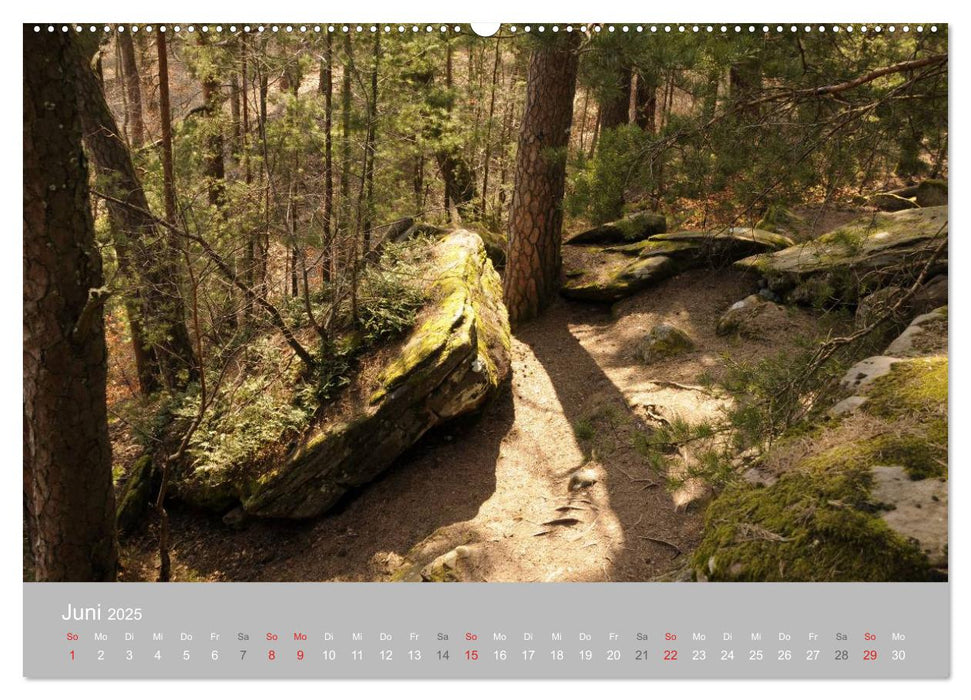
[503,34,580,326]
[24,29,118,581]
[72,35,197,391]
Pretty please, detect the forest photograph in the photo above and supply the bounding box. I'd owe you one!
[23,22,947,584]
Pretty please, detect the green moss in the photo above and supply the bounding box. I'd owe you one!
[371,232,509,404]
[870,431,947,480]
[865,357,947,419]
[693,458,934,581]
[800,430,946,482]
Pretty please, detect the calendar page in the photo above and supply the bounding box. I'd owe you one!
[22,14,950,682]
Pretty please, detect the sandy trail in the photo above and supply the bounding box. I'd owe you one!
[122,267,836,583]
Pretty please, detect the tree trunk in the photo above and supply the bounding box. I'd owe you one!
[24,29,118,582]
[73,35,197,391]
[599,63,632,130]
[503,35,580,326]
[634,72,657,134]
[320,32,335,284]
[118,32,145,148]
[197,34,226,209]
[363,32,379,252]
[480,36,502,216]
[340,32,353,258]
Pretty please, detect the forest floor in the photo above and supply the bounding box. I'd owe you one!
[120,252,852,582]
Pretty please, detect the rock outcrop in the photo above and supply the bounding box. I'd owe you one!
[735,207,948,306]
[176,230,512,519]
[562,227,792,303]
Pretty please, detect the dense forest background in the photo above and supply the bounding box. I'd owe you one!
[24,24,947,582]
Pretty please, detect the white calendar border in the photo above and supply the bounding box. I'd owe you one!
[3,0,965,696]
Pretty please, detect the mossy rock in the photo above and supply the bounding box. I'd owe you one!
[560,255,676,303]
[476,229,508,269]
[716,294,789,340]
[238,230,511,519]
[602,239,695,258]
[735,207,948,305]
[697,318,948,581]
[870,191,920,212]
[565,212,667,246]
[634,323,695,364]
[885,307,947,358]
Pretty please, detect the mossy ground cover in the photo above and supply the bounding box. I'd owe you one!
[692,354,947,581]
[693,459,934,581]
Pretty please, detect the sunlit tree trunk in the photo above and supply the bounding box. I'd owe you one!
[503,34,580,326]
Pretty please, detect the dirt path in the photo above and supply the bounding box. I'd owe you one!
[121,268,842,583]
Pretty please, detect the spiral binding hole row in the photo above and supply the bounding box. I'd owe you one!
[32,24,939,35]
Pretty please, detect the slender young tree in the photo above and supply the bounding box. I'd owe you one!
[197,32,226,210]
[363,31,380,251]
[118,31,146,148]
[480,36,502,216]
[157,32,178,225]
[503,33,580,325]
[320,31,335,284]
[24,29,118,581]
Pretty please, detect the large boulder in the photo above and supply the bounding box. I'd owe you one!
[565,211,667,245]
[735,207,948,306]
[178,230,511,519]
